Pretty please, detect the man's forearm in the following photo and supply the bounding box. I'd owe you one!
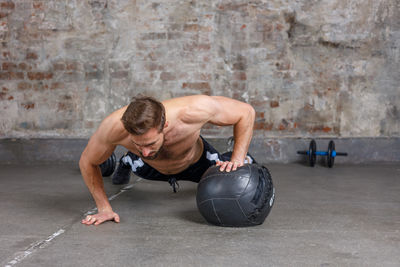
[79,161,113,212]
[231,107,255,164]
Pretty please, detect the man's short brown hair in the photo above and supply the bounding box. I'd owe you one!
[121,96,166,135]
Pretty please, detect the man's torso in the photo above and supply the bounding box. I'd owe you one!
[107,98,205,175]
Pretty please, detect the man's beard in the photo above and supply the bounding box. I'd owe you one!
[140,150,160,160]
[139,136,164,160]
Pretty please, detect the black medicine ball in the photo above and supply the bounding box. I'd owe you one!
[196,164,275,227]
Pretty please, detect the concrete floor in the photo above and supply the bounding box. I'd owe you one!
[0,163,399,267]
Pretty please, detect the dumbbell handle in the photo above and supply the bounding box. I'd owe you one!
[332,151,348,157]
[297,151,308,155]
[297,150,348,157]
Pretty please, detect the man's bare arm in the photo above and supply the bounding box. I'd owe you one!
[184,95,255,172]
[210,96,255,171]
[79,120,121,225]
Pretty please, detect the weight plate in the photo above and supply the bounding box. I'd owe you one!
[327,140,335,168]
[309,139,316,167]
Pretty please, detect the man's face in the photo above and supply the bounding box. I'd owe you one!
[130,127,164,160]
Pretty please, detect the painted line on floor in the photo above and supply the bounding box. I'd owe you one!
[4,179,140,267]
[5,229,65,267]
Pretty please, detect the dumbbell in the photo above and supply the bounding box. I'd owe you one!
[297,140,348,168]
[99,152,116,176]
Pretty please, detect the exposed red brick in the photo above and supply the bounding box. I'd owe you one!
[18,63,29,70]
[1,2,15,9]
[21,102,35,109]
[256,112,264,119]
[184,24,212,32]
[278,124,286,131]
[270,101,279,108]
[2,51,10,59]
[53,62,65,71]
[141,32,167,40]
[27,72,53,80]
[144,63,164,72]
[241,24,246,30]
[0,92,6,100]
[2,62,16,70]
[234,72,246,80]
[33,2,44,9]
[257,23,273,32]
[250,100,268,108]
[7,95,13,100]
[3,72,24,79]
[0,72,10,79]
[323,127,332,133]
[254,122,273,130]
[198,44,211,50]
[167,32,183,40]
[160,72,176,81]
[217,3,247,11]
[182,82,211,90]
[26,52,38,60]
[233,62,246,70]
[183,42,211,51]
[51,82,64,90]
[0,12,8,19]
[57,102,69,111]
[308,126,333,133]
[18,82,32,90]
[304,104,314,111]
[66,62,78,70]
[275,23,284,31]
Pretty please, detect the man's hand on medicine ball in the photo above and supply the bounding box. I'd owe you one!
[216,160,243,172]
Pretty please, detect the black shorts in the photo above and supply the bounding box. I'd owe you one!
[121,136,254,184]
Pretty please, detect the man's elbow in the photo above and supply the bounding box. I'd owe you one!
[79,153,91,172]
[246,104,256,122]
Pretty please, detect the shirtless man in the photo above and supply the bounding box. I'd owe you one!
[79,95,256,226]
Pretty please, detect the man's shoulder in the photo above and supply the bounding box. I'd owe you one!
[163,95,216,112]
[163,95,219,125]
[97,107,129,144]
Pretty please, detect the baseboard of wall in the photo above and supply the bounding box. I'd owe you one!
[0,137,399,165]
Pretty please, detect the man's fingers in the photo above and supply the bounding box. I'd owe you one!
[114,213,120,223]
[82,212,120,226]
[225,162,233,172]
[232,161,239,171]
[219,161,228,171]
[217,161,242,172]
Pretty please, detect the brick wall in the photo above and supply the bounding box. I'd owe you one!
[0,0,399,138]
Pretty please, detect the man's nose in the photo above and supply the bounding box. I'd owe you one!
[141,147,151,156]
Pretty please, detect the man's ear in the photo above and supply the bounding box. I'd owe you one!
[164,121,169,129]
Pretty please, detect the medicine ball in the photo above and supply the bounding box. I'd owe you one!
[196,164,275,227]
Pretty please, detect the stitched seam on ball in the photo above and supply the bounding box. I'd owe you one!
[236,199,250,223]
[211,200,222,225]
[239,165,251,198]
[198,197,238,205]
